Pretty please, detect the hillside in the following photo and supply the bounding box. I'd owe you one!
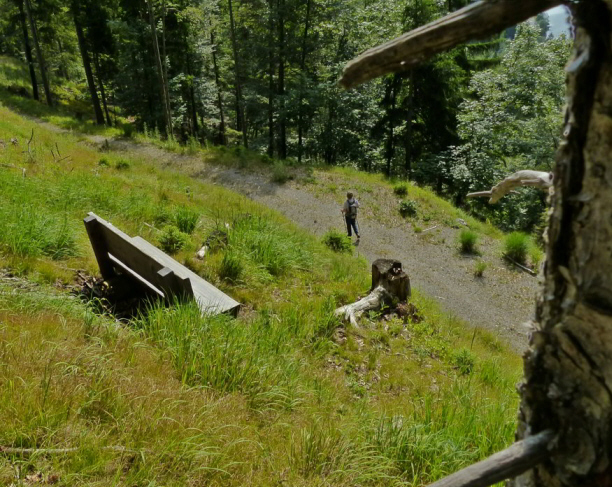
[0,69,524,484]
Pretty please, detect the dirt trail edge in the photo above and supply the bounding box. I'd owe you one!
[91,135,536,353]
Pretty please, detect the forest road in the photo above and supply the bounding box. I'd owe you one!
[88,135,539,353]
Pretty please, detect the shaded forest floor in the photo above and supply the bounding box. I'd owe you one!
[83,133,539,352]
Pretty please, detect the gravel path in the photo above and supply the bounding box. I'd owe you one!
[82,135,540,353]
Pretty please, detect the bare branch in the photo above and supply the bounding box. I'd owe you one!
[339,0,563,89]
[467,170,553,204]
[427,430,554,487]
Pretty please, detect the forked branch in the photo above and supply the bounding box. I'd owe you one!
[467,170,553,204]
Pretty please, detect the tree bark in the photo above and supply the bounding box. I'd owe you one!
[17,0,38,101]
[93,52,112,126]
[72,3,105,125]
[514,2,612,487]
[277,0,287,159]
[267,0,275,158]
[211,31,226,145]
[297,0,312,163]
[146,0,173,137]
[228,0,247,147]
[404,72,415,179]
[24,0,51,106]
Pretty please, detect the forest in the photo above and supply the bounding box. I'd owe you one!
[0,0,570,231]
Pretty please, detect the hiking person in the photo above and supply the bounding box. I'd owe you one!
[341,192,360,239]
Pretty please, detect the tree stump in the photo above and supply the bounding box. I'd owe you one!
[371,259,411,301]
[335,259,411,327]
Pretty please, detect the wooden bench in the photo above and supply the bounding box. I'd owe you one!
[84,212,240,316]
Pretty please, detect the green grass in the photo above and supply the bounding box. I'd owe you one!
[504,231,529,264]
[474,260,488,277]
[322,229,353,253]
[0,91,523,486]
[458,229,479,254]
[399,199,418,218]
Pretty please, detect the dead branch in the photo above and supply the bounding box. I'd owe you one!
[339,0,562,89]
[505,255,538,277]
[467,170,553,204]
[335,285,392,328]
[426,430,554,487]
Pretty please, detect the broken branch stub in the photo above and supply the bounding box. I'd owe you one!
[467,170,553,204]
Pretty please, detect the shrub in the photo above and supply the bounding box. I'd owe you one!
[158,225,189,254]
[399,199,418,218]
[114,159,130,170]
[458,229,478,254]
[219,252,244,283]
[271,162,291,184]
[173,206,199,234]
[473,260,487,277]
[529,245,544,270]
[98,157,110,167]
[504,231,529,264]
[453,348,475,375]
[322,229,352,254]
[393,183,408,196]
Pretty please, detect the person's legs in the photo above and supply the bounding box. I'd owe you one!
[345,216,352,236]
[350,218,360,238]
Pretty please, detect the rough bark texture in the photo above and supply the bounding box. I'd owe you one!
[371,259,411,302]
[514,2,612,486]
[17,0,38,101]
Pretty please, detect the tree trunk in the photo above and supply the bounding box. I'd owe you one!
[93,53,112,126]
[404,71,415,179]
[297,0,312,163]
[146,0,173,137]
[161,0,172,133]
[24,0,51,106]
[277,0,287,159]
[17,0,38,101]
[72,3,104,125]
[228,0,247,147]
[267,0,275,158]
[514,2,612,486]
[211,31,226,145]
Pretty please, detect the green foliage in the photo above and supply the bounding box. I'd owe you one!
[504,232,529,264]
[393,183,408,196]
[271,162,292,184]
[322,229,352,254]
[399,199,418,218]
[98,157,110,167]
[114,159,130,170]
[452,348,475,375]
[173,206,199,234]
[458,229,478,254]
[474,260,488,277]
[219,251,244,283]
[158,225,189,254]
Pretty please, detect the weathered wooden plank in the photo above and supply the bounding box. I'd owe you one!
[84,213,240,316]
[339,0,563,89]
[427,430,554,487]
[83,215,116,280]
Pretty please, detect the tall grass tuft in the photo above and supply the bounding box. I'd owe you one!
[173,206,199,234]
[393,183,408,196]
[458,229,478,254]
[399,199,418,218]
[158,225,189,254]
[322,229,352,254]
[219,251,243,282]
[504,231,529,264]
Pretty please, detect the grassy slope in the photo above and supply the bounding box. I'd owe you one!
[0,57,522,486]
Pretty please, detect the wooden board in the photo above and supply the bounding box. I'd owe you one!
[84,212,240,316]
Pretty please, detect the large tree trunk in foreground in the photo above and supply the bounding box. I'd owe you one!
[514,2,612,486]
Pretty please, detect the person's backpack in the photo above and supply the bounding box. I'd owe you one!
[348,199,358,217]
